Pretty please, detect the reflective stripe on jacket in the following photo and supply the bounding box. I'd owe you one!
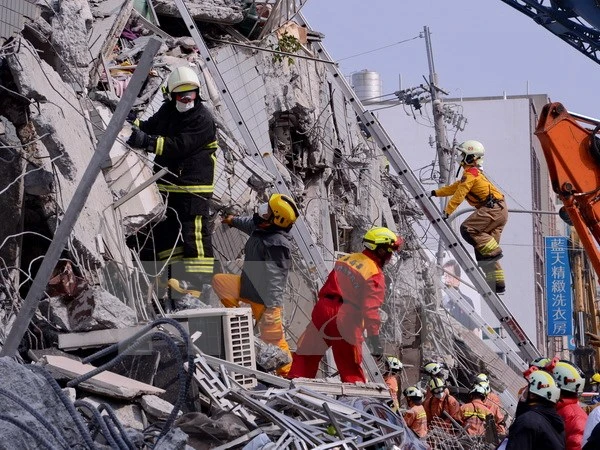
[403,405,428,438]
[460,399,492,436]
[434,166,504,215]
[138,100,217,195]
[317,250,385,343]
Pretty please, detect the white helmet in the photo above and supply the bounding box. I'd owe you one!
[530,357,551,369]
[428,377,446,392]
[386,356,403,372]
[477,380,491,395]
[457,140,485,165]
[403,386,423,399]
[474,373,488,383]
[526,369,560,403]
[552,361,585,394]
[470,384,488,397]
[424,361,442,376]
[167,66,201,95]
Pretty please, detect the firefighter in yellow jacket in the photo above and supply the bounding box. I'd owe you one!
[431,140,508,294]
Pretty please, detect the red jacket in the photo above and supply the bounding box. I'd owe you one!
[556,397,587,450]
[318,250,385,343]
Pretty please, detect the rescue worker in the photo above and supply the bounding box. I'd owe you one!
[423,377,461,429]
[588,372,600,405]
[551,360,587,450]
[430,140,508,294]
[127,66,218,293]
[423,361,444,378]
[213,193,299,376]
[383,356,403,411]
[403,386,428,439]
[476,380,506,436]
[460,384,493,436]
[288,227,403,383]
[506,368,565,450]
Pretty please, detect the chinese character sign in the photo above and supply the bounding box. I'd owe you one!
[545,237,573,336]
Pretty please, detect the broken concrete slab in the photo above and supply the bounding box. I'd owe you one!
[68,286,138,331]
[80,395,146,431]
[6,39,120,264]
[50,0,94,90]
[139,394,180,421]
[58,325,147,350]
[0,357,86,449]
[153,0,244,24]
[42,354,165,399]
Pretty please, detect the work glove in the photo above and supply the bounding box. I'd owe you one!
[430,190,437,197]
[127,127,150,149]
[221,215,235,226]
[366,335,383,357]
[126,110,138,125]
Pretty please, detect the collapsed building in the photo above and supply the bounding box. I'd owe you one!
[0,0,527,448]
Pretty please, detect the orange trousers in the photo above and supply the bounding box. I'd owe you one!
[212,274,292,376]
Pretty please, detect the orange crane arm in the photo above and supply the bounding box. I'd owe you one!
[535,102,600,279]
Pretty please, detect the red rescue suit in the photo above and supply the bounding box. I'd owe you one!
[288,250,385,382]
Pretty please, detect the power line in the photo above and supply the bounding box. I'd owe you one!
[336,34,422,62]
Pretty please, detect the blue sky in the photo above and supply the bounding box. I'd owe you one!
[303,0,598,116]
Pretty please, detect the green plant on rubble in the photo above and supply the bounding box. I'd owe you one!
[272,32,301,66]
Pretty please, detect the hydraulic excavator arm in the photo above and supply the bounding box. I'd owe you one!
[535,102,600,279]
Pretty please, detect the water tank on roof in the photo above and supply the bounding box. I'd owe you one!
[351,70,382,104]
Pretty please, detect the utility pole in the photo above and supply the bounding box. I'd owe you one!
[423,26,451,265]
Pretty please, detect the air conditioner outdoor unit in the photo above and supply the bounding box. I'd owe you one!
[167,307,256,388]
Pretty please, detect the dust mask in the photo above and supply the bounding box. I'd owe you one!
[174,91,196,113]
[434,392,445,399]
[176,100,194,113]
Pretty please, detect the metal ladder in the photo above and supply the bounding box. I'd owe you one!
[296,12,541,362]
[172,0,386,383]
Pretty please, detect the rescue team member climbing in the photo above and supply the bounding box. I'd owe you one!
[288,227,403,383]
[430,140,508,294]
[127,66,218,293]
[213,194,299,376]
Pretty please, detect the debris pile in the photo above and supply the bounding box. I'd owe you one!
[0,1,526,448]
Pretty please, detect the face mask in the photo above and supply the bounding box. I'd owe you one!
[257,202,270,220]
[176,100,194,113]
[434,392,445,399]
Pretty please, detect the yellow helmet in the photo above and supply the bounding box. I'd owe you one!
[591,373,600,385]
[268,194,299,229]
[363,227,402,252]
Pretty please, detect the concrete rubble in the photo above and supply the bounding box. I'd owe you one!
[0,0,524,448]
